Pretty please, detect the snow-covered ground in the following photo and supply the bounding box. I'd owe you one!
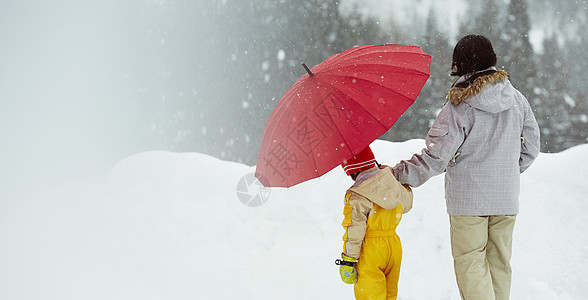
[0,139,586,300]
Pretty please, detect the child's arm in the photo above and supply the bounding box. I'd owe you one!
[397,184,414,214]
[341,192,371,260]
[385,167,414,213]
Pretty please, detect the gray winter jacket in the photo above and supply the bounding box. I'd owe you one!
[392,69,540,216]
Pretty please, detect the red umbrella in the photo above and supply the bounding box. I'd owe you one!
[255,44,431,187]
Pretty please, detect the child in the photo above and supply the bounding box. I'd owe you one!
[336,146,413,299]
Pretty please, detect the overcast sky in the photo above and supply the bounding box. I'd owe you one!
[0,1,148,215]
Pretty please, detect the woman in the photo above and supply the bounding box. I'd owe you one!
[391,35,540,300]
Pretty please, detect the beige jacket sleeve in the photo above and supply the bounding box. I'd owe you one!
[341,168,414,259]
[341,191,372,259]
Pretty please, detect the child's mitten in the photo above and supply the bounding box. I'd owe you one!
[335,253,357,284]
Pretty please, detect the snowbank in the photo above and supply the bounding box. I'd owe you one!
[0,140,586,299]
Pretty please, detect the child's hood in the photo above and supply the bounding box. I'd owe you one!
[349,167,412,212]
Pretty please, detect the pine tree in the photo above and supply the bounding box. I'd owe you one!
[473,0,502,52]
[339,8,384,47]
[206,0,387,163]
[500,0,557,150]
[536,35,573,152]
[382,7,452,142]
[567,9,588,147]
[501,0,537,97]
[136,0,587,162]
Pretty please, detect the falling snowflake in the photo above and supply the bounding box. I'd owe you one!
[563,94,576,107]
[261,61,270,71]
[277,49,286,61]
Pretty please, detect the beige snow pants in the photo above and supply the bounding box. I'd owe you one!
[450,215,517,300]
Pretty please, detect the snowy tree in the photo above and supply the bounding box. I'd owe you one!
[473,0,502,50]
[338,8,384,47]
[500,0,537,97]
[536,35,573,151]
[382,7,452,142]
[566,9,588,147]
[552,35,588,149]
[143,0,387,164]
[132,0,586,163]
[421,7,453,99]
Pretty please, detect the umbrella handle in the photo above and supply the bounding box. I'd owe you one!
[301,62,314,76]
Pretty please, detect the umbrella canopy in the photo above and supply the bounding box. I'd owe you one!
[256,44,431,188]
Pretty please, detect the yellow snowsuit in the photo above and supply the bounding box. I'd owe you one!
[342,167,413,300]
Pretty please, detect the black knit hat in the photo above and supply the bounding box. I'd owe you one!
[451,35,497,76]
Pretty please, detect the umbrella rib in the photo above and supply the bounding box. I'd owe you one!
[322,73,421,156]
[320,73,423,112]
[318,46,430,72]
[289,105,322,187]
[328,71,429,97]
[313,76,390,156]
[318,45,374,69]
[320,63,431,78]
[318,44,402,69]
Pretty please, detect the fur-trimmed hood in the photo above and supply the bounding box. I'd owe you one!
[447,69,514,113]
